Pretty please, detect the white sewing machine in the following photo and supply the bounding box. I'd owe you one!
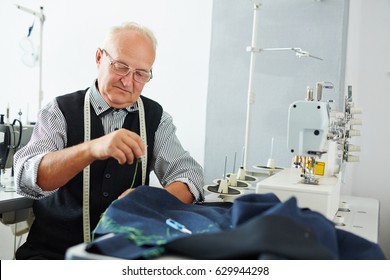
[256,83,362,220]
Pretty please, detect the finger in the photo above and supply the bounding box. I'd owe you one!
[118,188,134,199]
[111,148,130,165]
[121,131,145,160]
[112,143,135,165]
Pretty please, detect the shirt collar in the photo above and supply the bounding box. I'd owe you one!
[89,80,139,116]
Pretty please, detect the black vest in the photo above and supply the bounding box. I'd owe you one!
[20,89,163,259]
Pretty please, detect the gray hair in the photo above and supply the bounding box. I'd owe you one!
[103,22,158,51]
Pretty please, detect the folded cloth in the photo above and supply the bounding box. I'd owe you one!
[87,186,385,260]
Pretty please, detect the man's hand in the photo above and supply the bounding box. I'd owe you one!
[37,129,145,191]
[118,182,194,204]
[89,128,145,164]
[118,187,135,199]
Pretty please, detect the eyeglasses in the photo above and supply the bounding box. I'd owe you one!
[101,49,153,83]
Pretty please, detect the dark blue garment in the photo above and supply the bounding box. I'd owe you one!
[89,186,385,260]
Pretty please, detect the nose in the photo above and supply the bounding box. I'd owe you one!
[120,71,135,88]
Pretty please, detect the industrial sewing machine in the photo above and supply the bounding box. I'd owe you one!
[256,83,362,220]
[0,114,34,227]
[0,114,34,188]
[0,115,21,189]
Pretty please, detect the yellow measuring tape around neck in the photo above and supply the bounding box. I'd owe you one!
[82,92,147,243]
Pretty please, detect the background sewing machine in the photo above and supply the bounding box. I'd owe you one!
[202,83,378,243]
[256,83,363,220]
[0,114,34,226]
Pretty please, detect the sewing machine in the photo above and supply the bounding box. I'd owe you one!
[256,83,362,220]
[0,116,34,225]
[0,115,34,185]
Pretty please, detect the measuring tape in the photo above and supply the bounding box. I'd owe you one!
[82,92,92,243]
[136,97,147,186]
[82,92,147,243]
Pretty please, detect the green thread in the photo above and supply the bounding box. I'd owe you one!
[91,160,140,241]
[129,158,140,189]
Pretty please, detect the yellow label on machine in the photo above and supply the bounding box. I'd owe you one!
[314,161,325,176]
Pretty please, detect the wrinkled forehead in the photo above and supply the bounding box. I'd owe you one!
[105,30,156,68]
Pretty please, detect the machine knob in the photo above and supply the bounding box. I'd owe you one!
[333,215,345,226]
[339,201,350,212]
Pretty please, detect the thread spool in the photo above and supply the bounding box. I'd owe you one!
[267,137,275,168]
[316,82,323,101]
[266,158,275,169]
[346,155,360,162]
[306,87,314,101]
[349,118,362,126]
[348,129,361,137]
[346,144,361,152]
[350,107,363,114]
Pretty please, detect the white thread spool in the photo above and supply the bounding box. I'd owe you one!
[267,137,275,168]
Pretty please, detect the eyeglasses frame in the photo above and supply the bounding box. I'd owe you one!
[101,48,153,83]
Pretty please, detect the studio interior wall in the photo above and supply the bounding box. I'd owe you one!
[344,0,390,259]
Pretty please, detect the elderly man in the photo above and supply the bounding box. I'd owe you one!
[14,22,204,259]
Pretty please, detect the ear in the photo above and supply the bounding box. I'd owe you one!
[96,48,103,66]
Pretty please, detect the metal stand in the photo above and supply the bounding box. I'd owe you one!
[243,1,322,170]
[16,4,46,111]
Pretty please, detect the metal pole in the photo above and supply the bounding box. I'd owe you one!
[38,6,45,111]
[15,4,45,113]
[243,1,261,170]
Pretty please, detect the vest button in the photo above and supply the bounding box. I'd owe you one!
[102,192,109,197]
[105,173,111,179]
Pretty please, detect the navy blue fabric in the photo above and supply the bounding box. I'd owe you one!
[88,186,385,260]
[164,214,335,259]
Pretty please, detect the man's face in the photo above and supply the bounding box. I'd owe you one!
[96,30,155,108]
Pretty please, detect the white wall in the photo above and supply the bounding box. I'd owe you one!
[0,0,212,259]
[344,0,390,259]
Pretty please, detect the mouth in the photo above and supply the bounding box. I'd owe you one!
[114,86,132,94]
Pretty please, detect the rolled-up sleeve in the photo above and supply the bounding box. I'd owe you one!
[151,111,205,202]
[14,100,67,199]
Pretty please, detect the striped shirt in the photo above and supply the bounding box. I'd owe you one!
[14,81,204,202]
